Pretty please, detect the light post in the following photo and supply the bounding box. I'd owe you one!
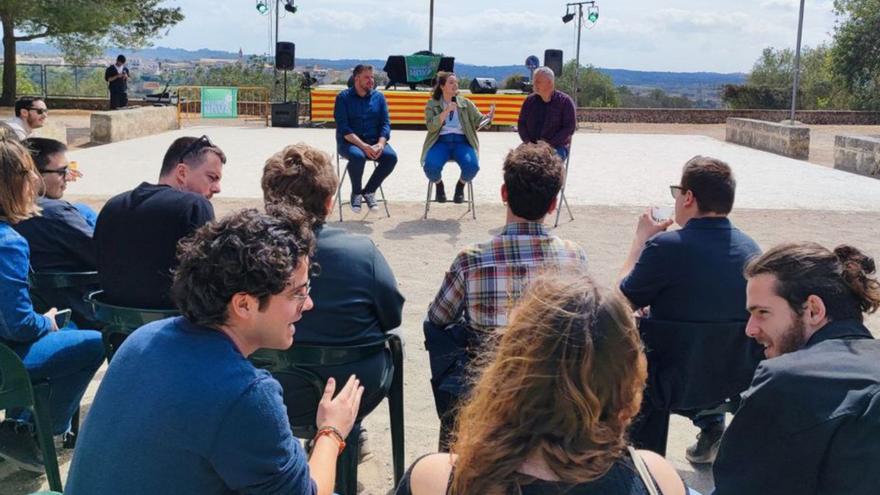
[789,0,805,123]
[429,0,435,52]
[562,1,599,106]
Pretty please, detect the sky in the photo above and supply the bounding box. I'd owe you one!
[155,0,839,73]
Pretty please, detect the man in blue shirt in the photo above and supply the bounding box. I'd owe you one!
[618,156,762,463]
[334,64,397,212]
[67,208,364,495]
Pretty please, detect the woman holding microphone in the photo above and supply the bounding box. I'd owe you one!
[421,72,494,203]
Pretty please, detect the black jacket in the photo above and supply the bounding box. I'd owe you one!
[713,319,880,495]
[104,64,129,94]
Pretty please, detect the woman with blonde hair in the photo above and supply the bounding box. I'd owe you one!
[398,273,688,495]
[0,133,104,472]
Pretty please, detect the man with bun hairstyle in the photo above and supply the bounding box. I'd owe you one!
[712,242,880,495]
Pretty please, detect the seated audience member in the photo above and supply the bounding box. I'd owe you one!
[421,72,494,203]
[4,97,48,141]
[66,208,364,494]
[619,156,762,461]
[399,274,687,495]
[14,137,99,327]
[516,67,576,160]
[426,142,588,449]
[334,64,397,212]
[94,135,225,309]
[261,143,404,445]
[712,242,880,495]
[0,134,104,473]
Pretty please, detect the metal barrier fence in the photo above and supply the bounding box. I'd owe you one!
[14,63,152,98]
[175,86,270,126]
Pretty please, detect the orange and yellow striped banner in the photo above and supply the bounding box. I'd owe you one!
[310,89,526,126]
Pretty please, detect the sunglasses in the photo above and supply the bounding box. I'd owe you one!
[40,167,68,177]
[178,135,215,162]
[669,185,686,198]
[27,108,48,115]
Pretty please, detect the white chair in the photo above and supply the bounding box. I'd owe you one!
[335,154,391,221]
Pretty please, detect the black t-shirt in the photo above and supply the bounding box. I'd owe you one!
[94,182,214,309]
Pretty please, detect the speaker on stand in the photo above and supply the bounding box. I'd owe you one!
[273,41,298,127]
[544,49,563,78]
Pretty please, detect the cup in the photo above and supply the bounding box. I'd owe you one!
[651,206,673,222]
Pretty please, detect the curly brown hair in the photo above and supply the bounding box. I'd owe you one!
[503,142,564,221]
[261,143,339,226]
[171,206,315,328]
[449,272,647,495]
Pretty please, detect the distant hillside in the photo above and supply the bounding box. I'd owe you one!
[17,42,746,91]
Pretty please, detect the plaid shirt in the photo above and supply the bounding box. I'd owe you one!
[427,222,588,332]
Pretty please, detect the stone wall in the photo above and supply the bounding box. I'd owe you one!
[576,108,880,125]
[90,106,179,144]
[834,135,880,180]
[46,97,155,111]
[725,118,811,159]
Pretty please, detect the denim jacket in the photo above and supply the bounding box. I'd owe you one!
[0,221,52,343]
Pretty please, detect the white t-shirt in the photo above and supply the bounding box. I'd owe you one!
[439,100,465,136]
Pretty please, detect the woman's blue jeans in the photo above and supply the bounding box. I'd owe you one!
[424,134,479,183]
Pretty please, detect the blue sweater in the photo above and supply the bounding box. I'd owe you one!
[0,221,53,343]
[67,317,316,495]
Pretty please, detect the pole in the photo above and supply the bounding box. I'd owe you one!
[574,3,583,106]
[274,0,280,102]
[789,0,805,123]
[429,0,435,52]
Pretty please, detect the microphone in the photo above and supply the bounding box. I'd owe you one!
[449,95,456,121]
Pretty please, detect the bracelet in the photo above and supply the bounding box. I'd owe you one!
[312,426,346,455]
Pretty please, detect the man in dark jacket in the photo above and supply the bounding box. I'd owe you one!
[104,54,130,110]
[516,66,576,160]
[712,242,880,495]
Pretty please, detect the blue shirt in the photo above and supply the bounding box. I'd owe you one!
[334,88,391,147]
[66,317,317,495]
[620,217,761,322]
[0,222,53,343]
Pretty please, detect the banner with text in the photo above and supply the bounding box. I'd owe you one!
[405,55,442,83]
[201,87,238,118]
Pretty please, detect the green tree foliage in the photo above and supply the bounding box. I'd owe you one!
[0,0,183,104]
[831,0,880,109]
[502,74,525,90]
[557,60,619,107]
[617,86,694,108]
[168,56,307,103]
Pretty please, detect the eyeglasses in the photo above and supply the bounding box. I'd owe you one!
[292,280,312,310]
[178,135,215,163]
[669,185,686,198]
[39,167,68,177]
[27,108,48,115]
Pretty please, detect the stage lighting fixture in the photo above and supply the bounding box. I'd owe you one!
[256,0,269,14]
[562,11,575,23]
[284,0,297,14]
[587,6,599,23]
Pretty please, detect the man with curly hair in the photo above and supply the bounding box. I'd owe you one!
[67,208,364,495]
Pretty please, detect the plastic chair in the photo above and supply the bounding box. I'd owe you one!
[554,153,574,227]
[423,180,476,220]
[335,154,391,221]
[85,290,179,362]
[249,333,405,495]
[0,343,63,492]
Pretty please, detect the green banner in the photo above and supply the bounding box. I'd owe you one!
[200,87,238,118]
[405,55,442,83]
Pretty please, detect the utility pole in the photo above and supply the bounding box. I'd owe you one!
[562,1,598,106]
[429,0,435,52]
[789,0,805,123]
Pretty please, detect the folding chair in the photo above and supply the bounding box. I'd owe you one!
[554,153,575,228]
[250,333,405,495]
[335,154,390,221]
[85,290,179,362]
[0,343,64,492]
[423,179,476,220]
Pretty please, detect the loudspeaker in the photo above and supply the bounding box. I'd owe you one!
[544,49,563,77]
[271,102,299,127]
[275,42,295,71]
[470,77,498,94]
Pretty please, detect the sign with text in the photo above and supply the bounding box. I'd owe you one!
[404,55,442,83]
[200,87,238,118]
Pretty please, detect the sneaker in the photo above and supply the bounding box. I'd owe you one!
[434,181,447,203]
[363,192,379,211]
[0,420,44,473]
[350,193,363,213]
[453,181,466,204]
[685,422,725,464]
[358,428,374,464]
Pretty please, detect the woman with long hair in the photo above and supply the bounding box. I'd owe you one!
[399,273,688,495]
[421,72,494,204]
[0,132,104,472]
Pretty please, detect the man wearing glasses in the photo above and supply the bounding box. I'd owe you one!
[618,155,762,463]
[4,97,48,140]
[14,138,100,327]
[94,135,225,309]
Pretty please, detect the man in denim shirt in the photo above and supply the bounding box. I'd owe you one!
[334,64,397,212]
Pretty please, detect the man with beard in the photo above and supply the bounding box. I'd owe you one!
[712,242,880,495]
[4,97,48,140]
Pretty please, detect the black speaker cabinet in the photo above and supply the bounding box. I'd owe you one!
[470,77,498,94]
[544,49,564,78]
[275,42,295,71]
[271,102,299,127]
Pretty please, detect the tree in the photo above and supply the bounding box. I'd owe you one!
[0,0,183,104]
[557,60,619,107]
[831,0,880,109]
[502,74,525,90]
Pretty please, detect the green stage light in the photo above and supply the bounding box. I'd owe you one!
[587,7,599,23]
[256,0,269,14]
